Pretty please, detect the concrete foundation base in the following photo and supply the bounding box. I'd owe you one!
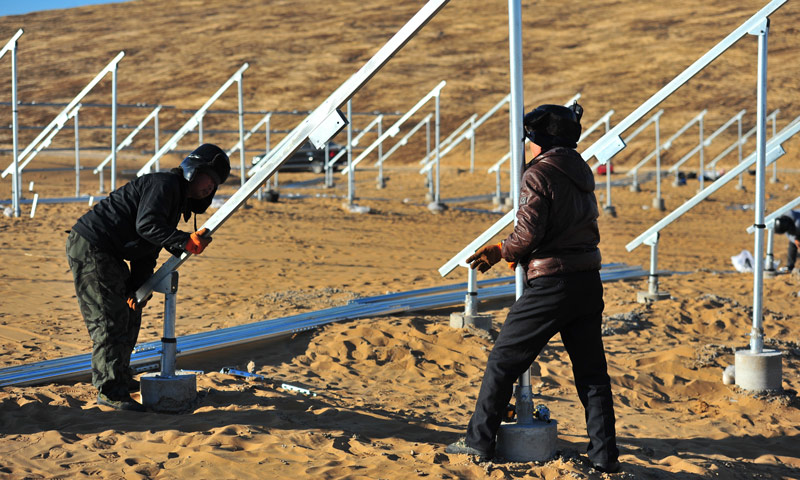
[425,191,435,203]
[637,290,670,304]
[763,269,778,279]
[630,183,641,192]
[496,420,558,462]
[427,202,448,213]
[603,205,617,217]
[376,178,386,189]
[263,190,280,203]
[652,197,665,211]
[450,312,492,331]
[141,371,197,413]
[735,349,782,392]
[342,202,371,214]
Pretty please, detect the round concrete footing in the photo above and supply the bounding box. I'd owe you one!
[637,290,670,304]
[264,190,280,203]
[425,192,435,203]
[375,179,386,189]
[603,205,617,218]
[141,371,197,413]
[496,420,558,462]
[763,269,778,279]
[734,349,782,392]
[449,312,492,331]
[342,202,371,214]
[652,197,665,211]
[427,202,448,213]
[630,183,641,193]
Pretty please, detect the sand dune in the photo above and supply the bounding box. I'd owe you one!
[2,0,800,478]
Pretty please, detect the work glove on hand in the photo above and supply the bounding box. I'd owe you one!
[466,243,503,273]
[126,294,150,312]
[185,227,212,255]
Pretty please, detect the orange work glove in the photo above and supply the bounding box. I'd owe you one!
[126,294,151,312]
[185,227,212,255]
[466,243,503,273]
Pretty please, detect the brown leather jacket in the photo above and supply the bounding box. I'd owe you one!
[501,146,601,281]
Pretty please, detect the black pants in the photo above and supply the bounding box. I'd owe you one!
[787,240,797,270]
[465,270,618,465]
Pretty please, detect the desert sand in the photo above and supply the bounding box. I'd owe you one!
[1,0,800,479]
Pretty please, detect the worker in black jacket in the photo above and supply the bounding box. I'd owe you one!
[66,144,230,411]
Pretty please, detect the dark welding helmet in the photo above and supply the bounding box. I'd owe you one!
[523,103,583,150]
[774,215,795,235]
[180,143,230,186]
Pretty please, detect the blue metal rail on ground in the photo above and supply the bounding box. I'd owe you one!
[0,263,646,387]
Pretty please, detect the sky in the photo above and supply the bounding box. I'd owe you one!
[0,0,129,17]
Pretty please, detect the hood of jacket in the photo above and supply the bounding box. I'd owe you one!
[529,146,595,193]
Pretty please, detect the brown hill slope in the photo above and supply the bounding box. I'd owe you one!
[1,0,799,167]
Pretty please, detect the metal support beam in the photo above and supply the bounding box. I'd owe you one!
[135,0,451,303]
[2,51,125,179]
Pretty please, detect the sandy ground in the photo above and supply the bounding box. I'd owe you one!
[2,0,800,479]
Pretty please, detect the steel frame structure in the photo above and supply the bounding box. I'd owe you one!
[136,63,249,185]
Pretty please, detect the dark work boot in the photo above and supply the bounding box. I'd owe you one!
[97,393,146,412]
[592,460,621,473]
[445,438,492,461]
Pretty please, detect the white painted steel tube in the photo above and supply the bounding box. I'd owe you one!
[378,113,432,165]
[343,81,446,174]
[136,0,451,303]
[582,0,787,165]
[347,100,354,205]
[434,93,441,203]
[111,63,118,190]
[750,20,769,353]
[237,75,246,187]
[94,106,163,174]
[137,63,249,176]
[746,195,800,234]
[2,51,125,178]
[10,30,21,217]
[508,0,534,425]
[74,110,80,197]
[626,117,800,253]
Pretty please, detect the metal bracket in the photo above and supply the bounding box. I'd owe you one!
[154,270,179,294]
[308,108,348,149]
[594,135,626,165]
[766,144,785,165]
[748,18,769,36]
[644,232,659,247]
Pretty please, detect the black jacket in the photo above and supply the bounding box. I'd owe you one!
[501,146,601,280]
[72,171,195,291]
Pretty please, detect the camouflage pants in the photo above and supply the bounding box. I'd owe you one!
[66,231,141,398]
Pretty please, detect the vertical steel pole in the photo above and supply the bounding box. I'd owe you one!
[160,271,178,377]
[770,113,778,183]
[74,109,80,197]
[198,116,204,144]
[11,37,20,217]
[699,116,705,191]
[751,20,769,354]
[470,116,476,173]
[434,93,441,203]
[655,115,662,210]
[377,117,384,188]
[465,266,478,316]
[347,100,354,206]
[111,63,118,191]
[605,117,612,210]
[648,236,659,294]
[765,227,775,272]
[237,76,246,187]
[154,108,161,172]
[509,0,532,425]
[495,168,502,205]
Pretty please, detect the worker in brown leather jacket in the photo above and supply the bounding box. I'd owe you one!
[446,103,619,474]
